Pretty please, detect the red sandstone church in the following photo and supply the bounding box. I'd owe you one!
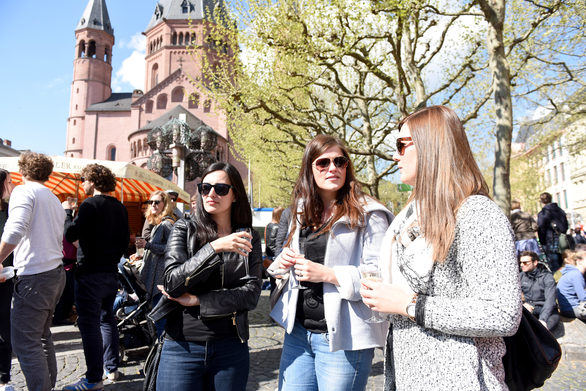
[65,0,245,192]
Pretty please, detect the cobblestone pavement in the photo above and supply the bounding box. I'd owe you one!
[7,291,586,390]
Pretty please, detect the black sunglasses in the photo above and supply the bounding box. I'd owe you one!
[396,137,414,156]
[197,183,233,196]
[314,156,349,170]
[80,177,85,183]
[146,200,162,205]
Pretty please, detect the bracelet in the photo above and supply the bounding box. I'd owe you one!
[406,293,418,322]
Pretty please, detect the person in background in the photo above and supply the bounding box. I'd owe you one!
[156,162,262,391]
[265,207,284,261]
[268,135,393,391]
[510,200,540,257]
[63,164,130,390]
[573,227,586,245]
[0,153,66,391]
[556,244,586,322]
[538,192,569,271]
[360,106,521,390]
[53,196,78,326]
[275,207,291,256]
[135,190,176,336]
[0,169,15,391]
[165,190,182,220]
[519,251,560,330]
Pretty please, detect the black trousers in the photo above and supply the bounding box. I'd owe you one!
[0,278,13,384]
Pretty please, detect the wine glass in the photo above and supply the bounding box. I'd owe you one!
[358,264,384,323]
[290,252,308,290]
[236,228,256,281]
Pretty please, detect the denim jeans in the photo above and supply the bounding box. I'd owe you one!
[156,338,249,391]
[0,278,13,384]
[75,272,119,383]
[278,322,374,391]
[11,266,65,391]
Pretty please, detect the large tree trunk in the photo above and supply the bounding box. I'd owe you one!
[479,0,513,216]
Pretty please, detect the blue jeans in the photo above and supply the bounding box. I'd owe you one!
[156,338,249,391]
[279,322,374,391]
[75,272,119,382]
[11,266,65,391]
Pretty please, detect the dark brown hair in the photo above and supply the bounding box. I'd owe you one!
[400,105,489,262]
[287,134,366,243]
[81,164,117,193]
[18,152,53,182]
[540,192,552,204]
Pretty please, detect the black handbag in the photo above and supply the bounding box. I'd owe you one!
[142,333,165,391]
[502,307,562,391]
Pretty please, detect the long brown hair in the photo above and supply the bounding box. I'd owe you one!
[144,190,175,226]
[287,135,366,243]
[401,105,489,262]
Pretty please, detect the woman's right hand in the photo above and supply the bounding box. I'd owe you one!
[210,231,253,257]
[158,285,200,307]
[274,247,298,271]
[135,237,147,249]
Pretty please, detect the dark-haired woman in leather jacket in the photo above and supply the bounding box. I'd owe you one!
[155,162,262,391]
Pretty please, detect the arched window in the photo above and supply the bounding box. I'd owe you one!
[107,145,116,161]
[157,94,168,110]
[73,119,76,125]
[189,93,199,109]
[151,63,159,89]
[172,87,184,102]
[72,137,76,144]
[203,99,211,113]
[88,40,97,58]
[172,32,177,45]
[146,100,154,113]
[104,46,111,63]
[191,33,197,45]
[78,40,86,58]
[137,139,142,155]
[179,33,184,46]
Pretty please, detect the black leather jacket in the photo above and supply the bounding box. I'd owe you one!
[150,218,262,342]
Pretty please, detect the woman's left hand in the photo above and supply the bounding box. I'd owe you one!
[360,279,413,317]
[294,256,338,285]
[158,285,200,307]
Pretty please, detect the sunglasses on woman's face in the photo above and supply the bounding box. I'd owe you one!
[147,200,162,206]
[396,137,414,156]
[313,156,349,171]
[198,183,233,196]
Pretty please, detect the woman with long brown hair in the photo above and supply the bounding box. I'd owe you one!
[360,106,522,390]
[268,135,393,391]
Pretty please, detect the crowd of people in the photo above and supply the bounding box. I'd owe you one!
[0,105,584,391]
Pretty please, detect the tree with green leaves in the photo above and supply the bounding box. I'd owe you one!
[189,0,584,209]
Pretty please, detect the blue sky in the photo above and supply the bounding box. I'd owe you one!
[0,0,155,156]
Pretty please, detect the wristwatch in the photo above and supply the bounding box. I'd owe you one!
[406,294,418,321]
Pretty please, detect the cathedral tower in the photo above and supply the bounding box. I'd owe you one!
[65,0,114,158]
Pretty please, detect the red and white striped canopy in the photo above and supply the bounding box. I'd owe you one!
[0,156,190,204]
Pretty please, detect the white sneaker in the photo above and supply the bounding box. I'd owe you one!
[104,369,120,381]
[0,384,15,391]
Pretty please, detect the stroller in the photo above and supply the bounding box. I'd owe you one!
[116,259,156,360]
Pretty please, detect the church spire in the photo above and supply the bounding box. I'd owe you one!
[76,0,113,35]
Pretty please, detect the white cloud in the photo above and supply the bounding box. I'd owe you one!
[112,34,146,92]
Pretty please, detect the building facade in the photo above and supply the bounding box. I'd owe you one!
[65,0,244,194]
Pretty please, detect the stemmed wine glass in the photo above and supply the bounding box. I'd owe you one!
[358,263,385,323]
[236,228,256,281]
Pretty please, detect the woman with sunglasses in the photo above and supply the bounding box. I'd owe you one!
[360,106,522,390]
[267,135,393,391]
[155,162,262,391]
[135,190,176,336]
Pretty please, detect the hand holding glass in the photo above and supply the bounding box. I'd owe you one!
[358,264,385,323]
[236,228,255,281]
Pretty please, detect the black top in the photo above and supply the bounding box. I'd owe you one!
[537,202,568,246]
[0,209,12,267]
[265,222,279,258]
[65,195,130,275]
[295,224,328,333]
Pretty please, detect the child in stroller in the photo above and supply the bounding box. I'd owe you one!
[115,257,156,360]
